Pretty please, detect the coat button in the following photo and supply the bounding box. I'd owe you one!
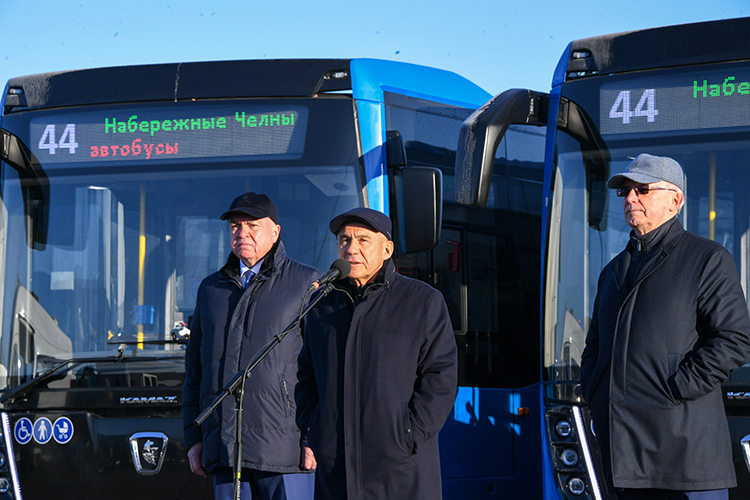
[405,428,411,433]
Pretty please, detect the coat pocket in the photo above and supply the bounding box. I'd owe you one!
[663,353,683,407]
[305,406,320,448]
[280,377,295,418]
[400,403,416,456]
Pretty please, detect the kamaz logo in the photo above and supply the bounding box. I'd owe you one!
[726,391,750,400]
[120,396,178,405]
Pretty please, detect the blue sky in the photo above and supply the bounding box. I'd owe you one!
[0,0,747,97]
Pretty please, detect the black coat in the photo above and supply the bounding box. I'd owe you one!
[581,219,750,491]
[183,241,319,473]
[295,260,457,500]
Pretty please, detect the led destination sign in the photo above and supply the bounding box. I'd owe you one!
[600,67,750,135]
[30,104,309,164]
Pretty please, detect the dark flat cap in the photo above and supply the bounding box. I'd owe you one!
[329,207,392,240]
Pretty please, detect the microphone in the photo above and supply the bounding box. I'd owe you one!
[309,259,351,291]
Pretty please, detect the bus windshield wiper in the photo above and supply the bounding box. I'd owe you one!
[107,338,188,346]
[106,322,191,346]
[0,345,131,404]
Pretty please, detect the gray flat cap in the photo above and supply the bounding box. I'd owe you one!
[607,154,684,192]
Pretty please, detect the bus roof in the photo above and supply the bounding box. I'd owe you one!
[2,58,489,114]
[557,17,750,84]
[3,59,353,113]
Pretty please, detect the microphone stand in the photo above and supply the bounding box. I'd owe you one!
[192,281,336,500]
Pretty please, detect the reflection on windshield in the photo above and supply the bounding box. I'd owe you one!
[1,164,360,390]
[548,142,750,384]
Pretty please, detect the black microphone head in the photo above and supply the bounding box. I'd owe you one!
[330,258,351,279]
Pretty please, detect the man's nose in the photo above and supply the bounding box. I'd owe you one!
[238,223,252,237]
[626,189,640,203]
[343,241,359,254]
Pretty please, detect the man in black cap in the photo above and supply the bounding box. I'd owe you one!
[581,155,750,499]
[295,207,458,500]
[183,192,319,500]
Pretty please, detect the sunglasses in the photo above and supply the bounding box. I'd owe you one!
[616,186,676,197]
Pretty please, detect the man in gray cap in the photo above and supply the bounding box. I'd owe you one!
[295,207,457,500]
[580,154,750,499]
[183,192,319,500]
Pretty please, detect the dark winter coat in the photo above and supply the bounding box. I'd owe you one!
[295,259,457,500]
[183,241,319,474]
[580,218,750,491]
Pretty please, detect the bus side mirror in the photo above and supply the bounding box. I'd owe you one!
[1,128,28,169]
[454,90,609,230]
[392,166,443,254]
[386,130,442,254]
[0,129,49,250]
[455,89,548,208]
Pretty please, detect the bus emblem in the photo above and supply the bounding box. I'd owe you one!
[129,432,168,475]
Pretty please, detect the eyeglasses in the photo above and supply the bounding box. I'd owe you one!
[615,186,677,197]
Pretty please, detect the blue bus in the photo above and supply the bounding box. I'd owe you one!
[455,17,750,500]
[0,58,509,499]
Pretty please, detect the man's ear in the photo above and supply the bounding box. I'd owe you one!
[671,192,684,213]
[383,239,395,260]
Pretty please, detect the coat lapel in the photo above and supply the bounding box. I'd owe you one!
[610,252,629,297]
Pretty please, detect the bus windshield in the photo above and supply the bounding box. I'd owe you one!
[0,97,362,390]
[546,61,750,387]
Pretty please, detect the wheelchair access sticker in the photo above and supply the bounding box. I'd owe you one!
[14,417,74,445]
[14,418,33,445]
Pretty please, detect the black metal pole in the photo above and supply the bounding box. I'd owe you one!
[233,374,245,500]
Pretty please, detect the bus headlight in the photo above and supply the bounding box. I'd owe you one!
[547,406,603,499]
[560,447,579,467]
[0,451,6,468]
[567,477,586,496]
[0,477,10,494]
[555,419,573,438]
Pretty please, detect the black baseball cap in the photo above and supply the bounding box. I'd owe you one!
[220,192,279,223]
[329,207,392,240]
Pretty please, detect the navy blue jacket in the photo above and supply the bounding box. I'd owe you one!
[296,260,458,499]
[183,241,319,473]
[581,219,750,491]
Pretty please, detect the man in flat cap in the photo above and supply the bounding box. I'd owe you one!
[580,154,750,499]
[295,207,457,500]
[183,192,319,500]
